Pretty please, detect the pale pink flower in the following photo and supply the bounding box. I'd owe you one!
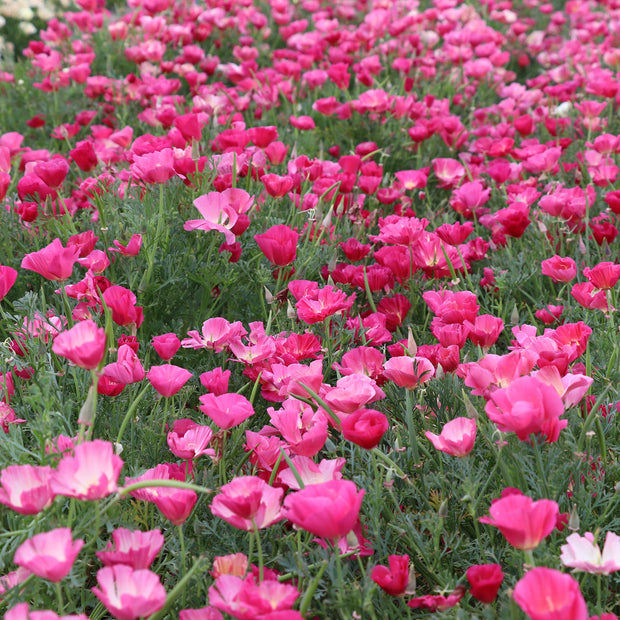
[96,528,164,570]
[184,191,241,244]
[51,440,123,501]
[560,532,620,575]
[0,464,55,514]
[14,528,84,582]
[92,565,166,620]
[276,456,346,490]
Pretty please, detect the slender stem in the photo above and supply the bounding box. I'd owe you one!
[405,389,419,463]
[55,582,64,612]
[118,479,212,496]
[533,437,551,498]
[116,383,151,446]
[253,519,264,582]
[177,525,187,606]
[299,560,329,617]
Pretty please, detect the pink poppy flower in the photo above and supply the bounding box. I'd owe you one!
[371,555,411,596]
[254,224,299,266]
[51,440,123,501]
[167,419,214,461]
[425,417,476,457]
[184,191,241,245]
[282,479,365,540]
[210,476,284,531]
[341,408,389,450]
[560,532,620,575]
[0,265,17,301]
[102,285,143,328]
[479,493,559,550]
[51,319,107,370]
[199,392,255,429]
[96,528,164,570]
[4,603,88,620]
[466,564,504,603]
[92,565,166,620]
[108,234,142,256]
[14,528,84,582]
[541,255,577,283]
[21,238,79,281]
[147,364,192,397]
[179,608,223,620]
[0,464,55,514]
[513,568,587,620]
[407,585,466,611]
[209,574,300,619]
[151,332,181,361]
[383,356,435,389]
[130,148,177,184]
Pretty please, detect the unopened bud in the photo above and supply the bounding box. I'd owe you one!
[407,327,417,356]
[568,504,580,532]
[264,286,274,305]
[509,304,519,325]
[438,499,449,519]
[78,385,96,426]
[287,300,296,320]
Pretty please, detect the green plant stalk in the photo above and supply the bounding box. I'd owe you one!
[299,560,328,617]
[116,383,151,446]
[118,479,212,496]
[253,519,264,582]
[405,389,419,463]
[177,524,187,606]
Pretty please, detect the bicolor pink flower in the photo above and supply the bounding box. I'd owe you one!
[14,528,84,582]
[184,191,241,244]
[96,528,164,570]
[147,364,192,397]
[51,440,123,501]
[541,255,577,283]
[383,356,435,389]
[276,456,346,490]
[513,568,587,620]
[209,574,299,619]
[92,565,166,620]
[21,238,79,281]
[52,319,106,370]
[210,476,284,531]
[282,479,364,540]
[130,148,177,184]
[167,419,214,461]
[182,318,247,352]
[425,417,476,457]
[560,531,620,575]
[479,493,559,550]
[0,464,55,514]
[4,603,88,620]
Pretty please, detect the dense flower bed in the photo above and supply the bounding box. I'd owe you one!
[0,0,619,618]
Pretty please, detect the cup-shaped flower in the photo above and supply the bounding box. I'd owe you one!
[383,356,435,389]
[52,319,107,370]
[560,531,620,575]
[371,554,411,596]
[254,224,299,266]
[151,332,181,361]
[484,375,567,443]
[51,440,124,501]
[282,479,365,540]
[341,408,389,449]
[179,608,223,620]
[96,528,164,570]
[92,565,166,620]
[466,563,504,604]
[147,364,192,397]
[21,238,79,281]
[210,476,284,531]
[513,567,588,620]
[199,393,255,429]
[0,464,55,514]
[14,528,84,582]
[0,265,17,302]
[5,602,89,620]
[425,417,476,457]
[167,419,214,461]
[479,493,559,550]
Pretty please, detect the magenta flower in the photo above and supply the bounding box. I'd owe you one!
[92,565,166,620]
[14,528,84,582]
[151,332,181,361]
[513,568,587,620]
[0,265,17,301]
[210,476,284,531]
[52,319,107,370]
[21,238,80,281]
[371,555,411,596]
[254,224,299,266]
[479,493,559,551]
[147,364,192,397]
[425,417,477,457]
[560,532,620,575]
[198,392,255,429]
[51,440,124,501]
[282,479,365,540]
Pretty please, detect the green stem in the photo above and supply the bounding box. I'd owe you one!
[177,525,187,606]
[118,479,212,496]
[533,437,550,498]
[253,520,264,582]
[405,389,419,463]
[55,582,64,612]
[116,383,151,446]
[299,560,329,617]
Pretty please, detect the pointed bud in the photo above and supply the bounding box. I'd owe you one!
[568,504,580,531]
[287,300,296,320]
[509,304,519,325]
[264,286,274,305]
[407,327,417,356]
[462,390,479,420]
[438,499,449,519]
